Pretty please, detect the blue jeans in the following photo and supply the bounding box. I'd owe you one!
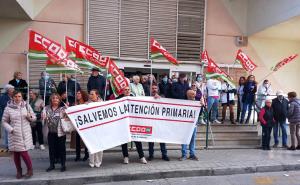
[240,102,253,123]
[273,120,288,145]
[207,96,219,121]
[148,143,167,157]
[2,128,8,148]
[181,128,197,157]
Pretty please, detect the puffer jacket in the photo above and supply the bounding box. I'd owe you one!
[2,100,36,152]
[288,98,300,123]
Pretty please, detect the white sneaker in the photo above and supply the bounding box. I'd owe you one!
[123,157,129,164]
[95,163,101,168]
[140,157,147,164]
[89,163,95,168]
[213,120,221,124]
[40,144,45,150]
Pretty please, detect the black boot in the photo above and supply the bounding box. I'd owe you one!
[46,164,55,172]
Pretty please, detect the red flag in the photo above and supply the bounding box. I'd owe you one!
[273,54,298,71]
[200,50,209,65]
[150,38,179,65]
[235,49,257,72]
[107,59,129,95]
[29,30,81,73]
[65,36,108,68]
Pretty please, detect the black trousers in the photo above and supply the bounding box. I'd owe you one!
[121,142,144,158]
[48,132,66,167]
[31,122,44,145]
[262,126,272,149]
[75,132,88,158]
[236,96,241,121]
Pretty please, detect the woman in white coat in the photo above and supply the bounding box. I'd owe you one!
[2,91,36,179]
[220,80,237,124]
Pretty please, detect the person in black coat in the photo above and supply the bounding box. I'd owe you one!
[170,74,190,100]
[9,72,28,100]
[159,74,172,98]
[87,68,106,100]
[57,74,81,105]
[272,90,289,148]
[259,98,275,150]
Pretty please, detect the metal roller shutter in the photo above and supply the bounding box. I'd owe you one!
[150,0,177,57]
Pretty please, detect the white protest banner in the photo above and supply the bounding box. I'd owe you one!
[126,96,201,144]
[65,97,201,154]
[65,98,131,154]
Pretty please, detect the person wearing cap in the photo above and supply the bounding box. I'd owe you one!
[287,92,300,150]
[0,84,15,150]
[258,98,275,150]
[272,90,289,148]
[171,73,189,100]
[87,68,106,100]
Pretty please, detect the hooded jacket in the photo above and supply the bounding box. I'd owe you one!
[288,98,300,123]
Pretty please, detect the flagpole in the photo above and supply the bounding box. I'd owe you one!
[43,73,47,106]
[65,72,69,104]
[150,59,153,96]
[25,51,30,105]
[104,68,108,101]
[74,72,77,105]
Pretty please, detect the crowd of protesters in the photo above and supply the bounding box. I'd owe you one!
[0,68,300,179]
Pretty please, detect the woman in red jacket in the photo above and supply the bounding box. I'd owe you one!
[259,98,275,150]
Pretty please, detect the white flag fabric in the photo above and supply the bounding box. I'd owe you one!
[66,96,201,154]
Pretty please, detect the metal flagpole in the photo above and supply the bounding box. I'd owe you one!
[65,72,69,104]
[74,72,77,105]
[150,59,153,96]
[43,73,47,106]
[103,68,108,101]
[25,51,30,105]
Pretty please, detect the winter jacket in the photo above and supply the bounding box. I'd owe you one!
[288,98,300,124]
[44,105,66,137]
[9,79,28,95]
[272,97,289,122]
[87,75,106,99]
[29,98,44,121]
[206,79,221,97]
[220,82,236,104]
[0,93,12,120]
[57,79,81,96]
[242,81,257,104]
[171,81,190,100]
[142,82,150,96]
[259,106,275,127]
[39,77,57,97]
[2,100,36,151]
[130,83,145,96]
[159,81,172,98]
[195,88,202,101]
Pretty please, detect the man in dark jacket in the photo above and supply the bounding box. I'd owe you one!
[57,74,81,105]
[272,90,289,148]
[87,68,106,100]
[159,74,172,98]
[287,92,300,150]
[171,74,189,100]
[9,72,28,100]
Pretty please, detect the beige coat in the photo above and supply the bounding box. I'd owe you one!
[2,100,36,152]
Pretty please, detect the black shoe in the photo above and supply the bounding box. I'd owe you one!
[296,146,300,150]
[273,144,278,148]
[82,155,89,161]
[46,166,55,172]
[282,144,288,148]
[288,146,296,151]
[266,147,271,150]
[147,155,154,161]
[162,156,170,161]
[74,157,81,162]
[60,166,66,172]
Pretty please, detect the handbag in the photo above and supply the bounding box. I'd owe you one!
[60,117,75,133]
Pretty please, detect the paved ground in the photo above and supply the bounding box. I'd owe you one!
[1,147,300,185]
[88,171,300,185]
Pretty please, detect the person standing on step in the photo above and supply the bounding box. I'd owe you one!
[2,91,36,179]
[9,72,28,100]
[240,75,257,124]
[148,84,170,161]
[206,76,222,124]
[287,92,300,151]
[220,80,237,124]
[272,90,288,148]
[179,89,199,161]
[236,76,246,123]
[256,79,272,109]
[259,98,275,150]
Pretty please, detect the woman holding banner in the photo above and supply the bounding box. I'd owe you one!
[87,89,103,168]
[117,86,147,164]
[43,93,67,172]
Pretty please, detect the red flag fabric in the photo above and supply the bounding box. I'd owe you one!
[235,49,257,72]
[65,36,108,68]
[150,38,179,65]
[200,50,209,65]
[273,54,298,71]
[29,30,81,73]
[107,59,129,95]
